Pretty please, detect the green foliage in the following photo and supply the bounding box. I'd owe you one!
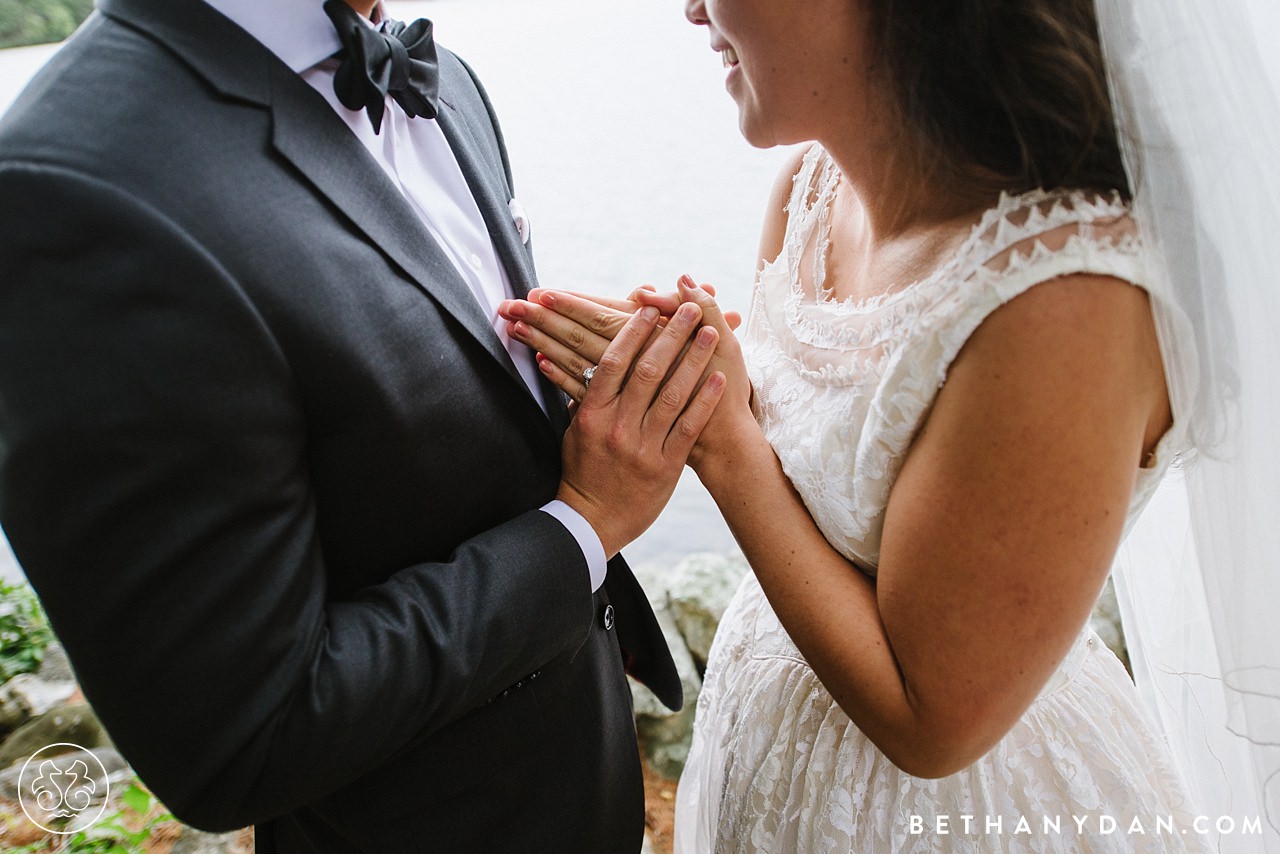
[0,578,54,682]
[0,0,93,49]
[66,781,176,853]
[9,780,176,854]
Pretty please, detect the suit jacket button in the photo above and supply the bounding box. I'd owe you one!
[602,604,615,631]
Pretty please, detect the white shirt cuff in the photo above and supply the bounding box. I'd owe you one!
[540,500,607,593]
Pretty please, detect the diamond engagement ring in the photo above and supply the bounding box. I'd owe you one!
[581,365,597,390]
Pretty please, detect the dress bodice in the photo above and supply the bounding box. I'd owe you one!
[743,144,1183,574]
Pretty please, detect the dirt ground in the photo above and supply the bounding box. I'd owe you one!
[642,755,678,854]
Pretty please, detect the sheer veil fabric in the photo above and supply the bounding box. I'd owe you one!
[1097,0,1280,849]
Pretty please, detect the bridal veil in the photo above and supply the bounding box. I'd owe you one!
[1096,0,1280,849]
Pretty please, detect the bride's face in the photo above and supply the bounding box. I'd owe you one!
[684,0,875,148]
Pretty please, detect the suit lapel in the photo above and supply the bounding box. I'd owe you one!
[434,105,538,300]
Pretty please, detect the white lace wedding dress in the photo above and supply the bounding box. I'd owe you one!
[674,145,1207,853]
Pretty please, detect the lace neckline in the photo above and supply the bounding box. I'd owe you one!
[781,144,1129,317]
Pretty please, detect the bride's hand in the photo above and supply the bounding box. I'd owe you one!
[499,278,741,396]
[623,283,743,332]
[499,291,628,393]
[499,276,756,465]
[498,278,739,397]
[660,277,757,468]
[529,282,743,330]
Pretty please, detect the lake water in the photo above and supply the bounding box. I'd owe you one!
[0,0,796,580]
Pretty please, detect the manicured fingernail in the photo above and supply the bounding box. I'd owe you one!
[679,274,696,289]
[697,326,717,347]
[640,306,660,322]
[512,321,529,337]
[538,357,553,373]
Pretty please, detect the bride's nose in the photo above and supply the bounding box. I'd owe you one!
[686,0,709,26]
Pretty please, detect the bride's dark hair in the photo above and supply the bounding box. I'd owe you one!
[870,0,1130,201]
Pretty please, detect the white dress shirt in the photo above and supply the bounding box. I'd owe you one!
[200,0,607,592]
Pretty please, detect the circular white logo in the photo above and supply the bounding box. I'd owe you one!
[17,743,110,834]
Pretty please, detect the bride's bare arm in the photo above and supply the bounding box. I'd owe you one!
[689,270,1168,777]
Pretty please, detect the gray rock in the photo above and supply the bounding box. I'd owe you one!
[0,676,77,727]
[0,702,110,768]
[630,606,701,780]
[0,684,29,736]
[1090,577,1130,674]
[170,825,252,854]
[35,642,74,683]
[0,672,77,737]
[631,560,676,612]
[665,551,749,672]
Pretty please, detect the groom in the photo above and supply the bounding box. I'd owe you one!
[0,0,689,850]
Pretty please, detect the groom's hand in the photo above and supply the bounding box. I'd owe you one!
[554,303,724,558]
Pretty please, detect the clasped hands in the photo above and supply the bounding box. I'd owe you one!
[498,276,754,559]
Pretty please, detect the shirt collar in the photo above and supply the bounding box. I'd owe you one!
[199,0,383,73]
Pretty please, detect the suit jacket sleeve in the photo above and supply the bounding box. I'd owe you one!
[0,162,596,831]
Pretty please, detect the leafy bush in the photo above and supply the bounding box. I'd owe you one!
[0,578,54,682]
[0,0,93,49]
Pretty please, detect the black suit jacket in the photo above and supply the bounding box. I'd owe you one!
[0,0,679,850]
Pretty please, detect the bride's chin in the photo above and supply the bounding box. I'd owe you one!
[736,114,794,150]
[742,135,781,150]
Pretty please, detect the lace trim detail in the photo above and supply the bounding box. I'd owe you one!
[782,144,841,305]
[779,145,1134,320]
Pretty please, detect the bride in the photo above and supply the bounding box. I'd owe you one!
[501,0,1280,850]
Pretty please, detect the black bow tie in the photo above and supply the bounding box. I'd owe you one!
[323,0,440,134]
